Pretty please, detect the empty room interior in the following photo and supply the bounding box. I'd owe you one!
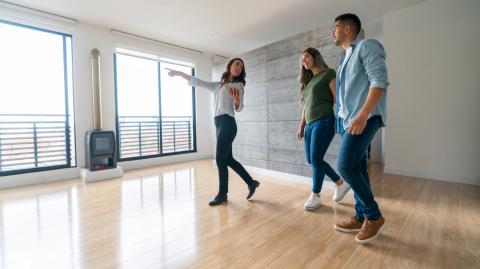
[0,0,479,268]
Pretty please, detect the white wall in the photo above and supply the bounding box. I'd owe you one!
[364,17,383,41]
[364,18,385,164]
[0,6,215,189]
[383,0,480,185]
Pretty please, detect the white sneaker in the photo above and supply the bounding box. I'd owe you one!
[304,193,321,211]
[333,181,351,202]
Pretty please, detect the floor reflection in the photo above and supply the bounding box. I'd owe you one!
[0,186,80,269]
[0,166,198,269]
[119,168,198,268]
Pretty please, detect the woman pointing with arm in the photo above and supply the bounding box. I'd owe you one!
[167,58,260,206]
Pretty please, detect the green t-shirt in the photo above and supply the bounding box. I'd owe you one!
[303,69,336,124]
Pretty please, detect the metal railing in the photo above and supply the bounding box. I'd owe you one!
[118,116,194,159]
[0,114,75,173]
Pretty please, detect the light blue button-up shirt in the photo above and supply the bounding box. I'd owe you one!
[335,38,389,132]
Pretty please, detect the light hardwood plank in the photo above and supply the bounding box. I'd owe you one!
[0,159,478,269]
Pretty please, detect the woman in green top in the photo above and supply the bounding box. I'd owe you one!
[297,48,351,211]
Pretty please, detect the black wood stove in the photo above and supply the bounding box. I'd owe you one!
[85,130,116,171]
[84,48,117,171]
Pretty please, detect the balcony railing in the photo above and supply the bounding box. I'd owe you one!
[0,114,75,174]
[118,116,194,159]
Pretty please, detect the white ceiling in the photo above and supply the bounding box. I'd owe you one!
[6,0,424,56]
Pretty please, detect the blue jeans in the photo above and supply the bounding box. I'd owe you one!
[304,114,340,193]
[337,115,383,221]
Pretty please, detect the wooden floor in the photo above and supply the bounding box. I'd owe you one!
[0,159,478,269]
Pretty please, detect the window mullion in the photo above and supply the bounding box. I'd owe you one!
[191,68,197,152]
[158,61,163,155]
[62,35,71,167]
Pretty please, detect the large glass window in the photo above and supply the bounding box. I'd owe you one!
[114,50,196,160]
[0,20,76,176]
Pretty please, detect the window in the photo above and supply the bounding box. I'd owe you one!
[114,50,196,160]
[0,20,76,176]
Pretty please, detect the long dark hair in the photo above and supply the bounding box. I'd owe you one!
[220,58,246,86]
[298,48,329,101]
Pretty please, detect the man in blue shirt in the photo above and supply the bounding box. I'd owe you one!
[331,13,388,244]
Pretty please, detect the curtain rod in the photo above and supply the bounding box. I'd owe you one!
[111,29,203,55]
[0,0,77,25]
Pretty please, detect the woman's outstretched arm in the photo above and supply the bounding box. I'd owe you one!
[166,68,217,92]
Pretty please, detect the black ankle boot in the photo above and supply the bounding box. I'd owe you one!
[209,194,227,206]
[246,180,260,200]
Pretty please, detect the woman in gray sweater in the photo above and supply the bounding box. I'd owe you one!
[167,58,260,206]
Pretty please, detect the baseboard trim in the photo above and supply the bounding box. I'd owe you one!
[0,167,80,189]
[384,167,479,186]
[244,164,480,187]
[0,153,214,190]
[120,153,213,171]
[243,165,336,189]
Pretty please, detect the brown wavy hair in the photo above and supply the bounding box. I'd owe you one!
[220,58,246,86]
[298,48,329,101]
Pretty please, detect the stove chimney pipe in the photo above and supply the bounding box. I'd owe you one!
[90,48,102,130]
